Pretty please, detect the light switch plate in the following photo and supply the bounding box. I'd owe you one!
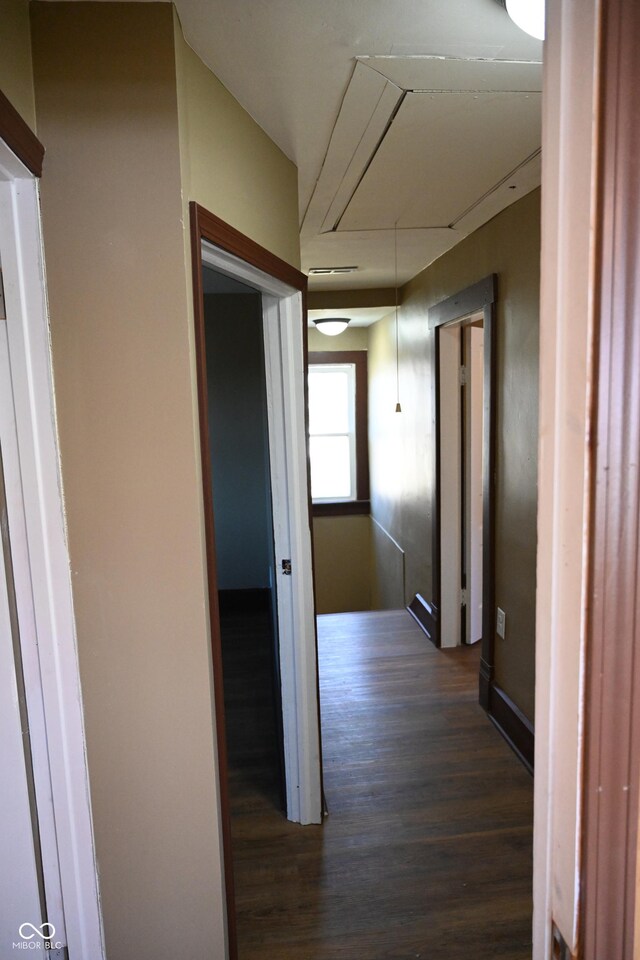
[496,607,506,639]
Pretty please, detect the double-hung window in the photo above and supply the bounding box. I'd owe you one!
[307,351,369,515]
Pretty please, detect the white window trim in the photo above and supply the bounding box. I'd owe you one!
[308,361,357,503]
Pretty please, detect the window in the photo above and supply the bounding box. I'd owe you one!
[307,351,369,516]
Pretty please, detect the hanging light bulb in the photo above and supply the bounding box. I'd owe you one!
[506,0,545,40]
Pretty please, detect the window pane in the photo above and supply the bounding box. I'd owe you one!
[308,370,350,434]
[309,436,352,500]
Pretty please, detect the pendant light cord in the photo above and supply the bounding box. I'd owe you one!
[394,222,402,413]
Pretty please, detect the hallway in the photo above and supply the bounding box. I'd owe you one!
[230,609,533,959]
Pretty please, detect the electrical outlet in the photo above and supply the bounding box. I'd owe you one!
[496,607,506,639]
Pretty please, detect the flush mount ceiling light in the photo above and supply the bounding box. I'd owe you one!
[500,0,545,40]
[313,317,350,336]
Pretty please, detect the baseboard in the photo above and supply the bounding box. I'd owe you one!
[479,657,493,710]
[487,682,534,774]
[407,594,440,647]
[218,588,272,615]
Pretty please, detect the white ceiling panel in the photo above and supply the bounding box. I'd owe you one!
[453,148,541,234]
[301,61,402,236]
[357,55,542,92]
[302,227,459,290]
[337,90,542,231]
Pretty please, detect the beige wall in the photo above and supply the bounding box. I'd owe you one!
[308,325,369,351]
[370,516,405,610]
[30,4,302,957]
[0,0,36,130]
[313,516,371,613]
[369,189,541,721]
[174,19,299,267]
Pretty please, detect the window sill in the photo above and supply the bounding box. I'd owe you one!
[312,500,371,518]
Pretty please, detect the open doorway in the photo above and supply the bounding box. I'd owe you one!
[190,203,322,960]
[429,276,498,716]
[202,266,286,815]
[437,313,484,648]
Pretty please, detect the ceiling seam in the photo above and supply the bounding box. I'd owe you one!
[330,90,408,234]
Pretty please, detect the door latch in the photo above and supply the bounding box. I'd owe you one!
[281,559,292,575]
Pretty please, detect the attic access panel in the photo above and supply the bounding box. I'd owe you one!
[337,89,541,232]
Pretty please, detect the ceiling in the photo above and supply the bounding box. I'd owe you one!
[56,0,543,292]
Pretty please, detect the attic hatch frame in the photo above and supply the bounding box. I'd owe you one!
[189,203,323,960]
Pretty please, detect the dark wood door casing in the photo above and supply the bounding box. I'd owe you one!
[0,88,45,177]
[189,203,309,960]
[427,276,497,692]
[581,0,640,953]
[417,276,535,768]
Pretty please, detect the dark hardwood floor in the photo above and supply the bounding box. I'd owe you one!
[227,608,533,960]
[220,593,284,814]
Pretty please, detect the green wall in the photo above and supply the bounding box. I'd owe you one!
[369,189,541,721]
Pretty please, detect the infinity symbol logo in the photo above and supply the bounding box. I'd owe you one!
[18,922,56,940]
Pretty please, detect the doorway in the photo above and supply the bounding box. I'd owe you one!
[202,266,285,813]
[190,203,322,960]
[429,275,497,709]
[437,314,484,648]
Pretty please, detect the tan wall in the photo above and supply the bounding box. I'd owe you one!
[308,325,369,351]
[313,516,371,613]
[174,20,299,266]
[370,517,405,610]
[30,4,302,957]
[369,189,540,720]
[0,0,36,130]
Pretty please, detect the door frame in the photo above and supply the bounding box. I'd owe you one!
[428,275,497,671]
[189,203,322,960]
[434,314,484,650]
[0,98,104,957]
[535,0,640,955]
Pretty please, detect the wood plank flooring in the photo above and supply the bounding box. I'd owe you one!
[228,609,533,960]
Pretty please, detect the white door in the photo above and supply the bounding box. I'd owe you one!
[463,324,484,645]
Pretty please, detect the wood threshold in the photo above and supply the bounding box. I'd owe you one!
[0,89,44,177]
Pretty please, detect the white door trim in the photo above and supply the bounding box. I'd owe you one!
[438,325,462,649]
[534,0,601,954]
[201,240,322,825]
[0,145,105,957]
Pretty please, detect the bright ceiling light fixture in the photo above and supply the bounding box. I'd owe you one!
[506,0,545,40]
[313,317,350,336]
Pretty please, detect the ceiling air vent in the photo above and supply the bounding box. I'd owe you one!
[308,266,358,276]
